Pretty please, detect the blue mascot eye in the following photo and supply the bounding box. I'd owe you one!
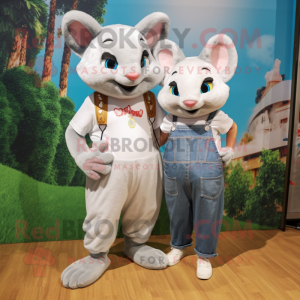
[201,82,213,94]
[105,59,118,70]
[141,56,150,68]
[169,85,180,96]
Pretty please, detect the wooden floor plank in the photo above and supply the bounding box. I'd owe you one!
[0,228,300,300]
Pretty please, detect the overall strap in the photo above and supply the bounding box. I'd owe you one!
[94,92,108,140]
[206,110,218,124]
[170,115,177,132]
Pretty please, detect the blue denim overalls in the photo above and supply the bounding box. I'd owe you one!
[163,111,224,258]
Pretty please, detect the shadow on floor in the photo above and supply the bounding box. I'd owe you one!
[107,229,281,271]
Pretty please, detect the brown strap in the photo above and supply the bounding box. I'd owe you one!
[94,92,108,125]
[143,91,156,118]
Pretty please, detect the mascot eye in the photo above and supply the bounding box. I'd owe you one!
[201,82,213,94]
[141,50,150,68]
[141,56,150,68]
[105,59,118,70]
[169,85,180,96]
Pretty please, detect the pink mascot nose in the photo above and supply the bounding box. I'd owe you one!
[183,100,198,107]
[126,72,140,81]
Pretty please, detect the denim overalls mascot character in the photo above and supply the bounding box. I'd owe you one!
[154,34,238,279]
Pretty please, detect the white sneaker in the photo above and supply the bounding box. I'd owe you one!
[166,247,187,266]
[197,257,212,279]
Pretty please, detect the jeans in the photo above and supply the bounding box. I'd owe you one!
[163,123,224,258]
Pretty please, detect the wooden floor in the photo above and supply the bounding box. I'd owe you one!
[0,228,300,300]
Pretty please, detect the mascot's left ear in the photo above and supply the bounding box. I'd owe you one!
[153,39,186,86]
[199,34,238,83]
[135,12,170,49]
[62,10,102,58]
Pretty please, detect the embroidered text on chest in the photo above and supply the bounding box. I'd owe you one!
[114,105,144,118]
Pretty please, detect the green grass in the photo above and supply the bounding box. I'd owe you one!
[0,164,275,245]
[0,164,86,244]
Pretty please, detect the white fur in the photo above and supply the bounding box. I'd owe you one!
[154,35,238,118]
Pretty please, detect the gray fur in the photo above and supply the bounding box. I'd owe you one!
[62,10,102,57]
[124,236,168,269]
[62,11,170,99]
[61,12,170,289]
[61,254,110,289]
[135,12,170,44]
[65,125,113,180]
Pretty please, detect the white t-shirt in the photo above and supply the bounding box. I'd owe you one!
[70,93,166,160]
[160,110,233,152]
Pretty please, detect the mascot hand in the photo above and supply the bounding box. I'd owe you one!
[75,140,114,180]
[219,147,234,166]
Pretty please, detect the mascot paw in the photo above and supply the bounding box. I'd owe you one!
[124,240,168,270]
[219,147,234,166]
[75,140,114,180]
[61,254,110,289]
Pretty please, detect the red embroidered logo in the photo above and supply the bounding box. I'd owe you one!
[114,105,143,118]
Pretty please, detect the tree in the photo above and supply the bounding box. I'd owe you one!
[0,0,45,69]
[243,149,286,227]
[0,81,18,167]
[41,0,107,85]
[240,132,253,145]
[56,0,79,96]
[56,0,107,96]
[0,0,47,71]
[42,0,56,81]
[0,32,13,73]
[25,0,48,69]
[224,163,253,218]
[19,30,28,66]
[6,29,22,69]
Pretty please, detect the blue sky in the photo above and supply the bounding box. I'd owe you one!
[37,0,296,143]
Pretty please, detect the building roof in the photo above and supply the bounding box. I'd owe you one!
[247,80,291,129]
[232,79,291,160]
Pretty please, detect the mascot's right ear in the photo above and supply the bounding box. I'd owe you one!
[135,12,170,49]
[62,10,102,58]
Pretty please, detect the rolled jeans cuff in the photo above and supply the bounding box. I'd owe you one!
[194,248,218,259]
[170,242,193,250]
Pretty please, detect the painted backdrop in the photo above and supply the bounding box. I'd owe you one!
[0,0,297,244]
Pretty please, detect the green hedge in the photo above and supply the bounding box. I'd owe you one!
[52,97,77,186]
[0,66,85,187]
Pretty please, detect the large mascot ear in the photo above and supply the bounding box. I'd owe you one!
[135,12,170,49]
[62,10,102,58]
[199,34,238,82]
[153,39,185,84]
